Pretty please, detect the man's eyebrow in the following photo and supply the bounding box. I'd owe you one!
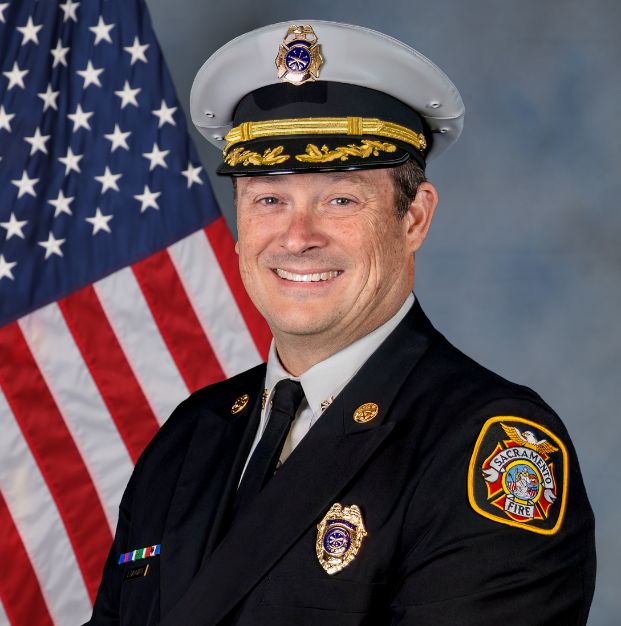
[241,171,378,189]
[319,171,376,185]
[241,175,288,187]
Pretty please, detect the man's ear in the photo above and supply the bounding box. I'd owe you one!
[235,240,240,255]
[404,181,438,253]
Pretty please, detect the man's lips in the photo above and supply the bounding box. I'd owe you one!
[273,268,342,283]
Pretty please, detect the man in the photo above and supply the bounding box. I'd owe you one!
[87,21,595,625]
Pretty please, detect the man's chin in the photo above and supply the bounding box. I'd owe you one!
[266,312,339,340]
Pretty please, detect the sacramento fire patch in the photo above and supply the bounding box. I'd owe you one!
[468,416,568,534]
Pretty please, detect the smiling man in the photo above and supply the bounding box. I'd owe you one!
[87,21,595,626]
[234,168,436,374]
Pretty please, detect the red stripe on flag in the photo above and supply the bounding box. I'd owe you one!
[0,323,112,603]
[204,217,271,360]
[132,250,226,392]
[59,286,160,463]
[0,491,55,626]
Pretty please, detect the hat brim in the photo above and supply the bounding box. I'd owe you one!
[217,134,413,176]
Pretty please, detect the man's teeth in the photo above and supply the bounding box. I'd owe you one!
[275,269,340,282]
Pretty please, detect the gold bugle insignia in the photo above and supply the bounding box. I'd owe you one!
[320,396,334,412]
[353,402,379,424]
[316,503,367,575]
[231,394,250,414]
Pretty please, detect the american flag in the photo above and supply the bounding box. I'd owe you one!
[0,1,270,623]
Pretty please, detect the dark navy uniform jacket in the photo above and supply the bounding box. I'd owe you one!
[86,301,595,625]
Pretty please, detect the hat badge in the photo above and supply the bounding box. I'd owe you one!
[275,24,323,86]
[316,503,367,575]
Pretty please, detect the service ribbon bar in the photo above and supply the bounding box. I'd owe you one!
[118,544,161,565]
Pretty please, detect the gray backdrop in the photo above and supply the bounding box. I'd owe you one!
[146,1,621,623]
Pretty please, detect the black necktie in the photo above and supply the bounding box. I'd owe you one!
[235,379,304,511]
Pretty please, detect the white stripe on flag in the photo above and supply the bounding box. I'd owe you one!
[0,598,9,626]
[0,388,92,625]
[168,230,262,377]
[18,304,134,531]
[94,266,189,424]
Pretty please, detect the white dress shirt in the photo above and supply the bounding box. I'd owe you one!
[240,293,415,479]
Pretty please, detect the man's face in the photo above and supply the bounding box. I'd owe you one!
[235,168,433,356]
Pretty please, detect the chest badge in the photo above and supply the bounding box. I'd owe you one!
[468,416,568,535]
[316,503,367,575]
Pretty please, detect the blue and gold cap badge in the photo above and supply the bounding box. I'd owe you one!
[275,24,323,86]
[316,503,367,575]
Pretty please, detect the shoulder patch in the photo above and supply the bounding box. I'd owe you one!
[468,416,568,535]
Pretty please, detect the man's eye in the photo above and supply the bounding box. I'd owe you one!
[257,196,280,205]
[329,197,354,206]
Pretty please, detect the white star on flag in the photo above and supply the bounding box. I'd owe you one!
[181,163,204,188]
[11,171,39,198]
[48,190,75,217]
[58,147,83,175]
[38,232,66,259]
[85,208,113,234]
[152,100,177,127]
[114,80,141,109]
[142,142,169,170]
[67,104,94,132]
[89,16,114,45]
[3,61,29,90]
[0,105,15,132]
[124,36,149,65]
[24,128,51,156]
[77,60,104,89]
[95,166,122,193]
[134,185,161,212]
[104,124,131,151]
[59,0,80,23]
[0,213,28,240]
[17,16,43,46]
[50,39,70,67]
[0,3,8,24]
[0,255,17,281]
[37,84,60,111]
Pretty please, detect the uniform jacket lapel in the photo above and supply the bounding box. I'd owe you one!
[159,367,265,618]
[159,301,438,626]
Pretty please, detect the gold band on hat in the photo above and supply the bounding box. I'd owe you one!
[223,116,427,155]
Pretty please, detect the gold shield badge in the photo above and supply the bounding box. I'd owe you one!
[316,503,367,575]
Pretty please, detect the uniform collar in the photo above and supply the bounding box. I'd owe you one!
[265,293,415,418]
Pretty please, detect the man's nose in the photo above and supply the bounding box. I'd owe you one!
[279,206,326,254]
